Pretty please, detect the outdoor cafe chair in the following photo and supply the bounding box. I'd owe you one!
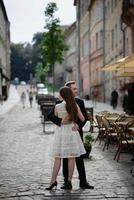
[95,115,106,144]
[114,123,134,162]
[98,110,111,117]
[101,116,117,151]
[115,112,126,122]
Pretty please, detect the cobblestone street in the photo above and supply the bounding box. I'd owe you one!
[0,96,134,200]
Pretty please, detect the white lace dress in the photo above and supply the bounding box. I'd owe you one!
[51,101,86,158]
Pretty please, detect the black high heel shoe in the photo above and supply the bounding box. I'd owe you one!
[46,181,57,190]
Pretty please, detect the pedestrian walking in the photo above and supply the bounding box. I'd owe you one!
[48,81,94,190]
[29,91,33,108]
[110,89,118,109]
[46,86,86,190]
[21,91,26,109]
[92,88,98,108]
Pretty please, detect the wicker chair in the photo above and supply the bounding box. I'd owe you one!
[101,116,117,151]
[114,123,134,162]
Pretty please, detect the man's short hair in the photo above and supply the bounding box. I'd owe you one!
[65,81,76,87]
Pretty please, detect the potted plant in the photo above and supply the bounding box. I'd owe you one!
[83,133,94,158]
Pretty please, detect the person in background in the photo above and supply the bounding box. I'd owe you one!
[92,88,98,108]
[48,81,94,190]
[111,89,118,109]
[29,91,33,108]
[21,91,26,109]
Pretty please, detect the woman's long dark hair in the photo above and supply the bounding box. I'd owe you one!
[60,86,78,121]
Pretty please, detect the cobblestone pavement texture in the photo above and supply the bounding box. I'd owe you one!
[0,89,134,200]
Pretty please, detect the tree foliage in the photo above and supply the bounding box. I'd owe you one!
[35,62,46,83]
[41,2,68,75]
[11,2,68,85]
[11,43,33,81]
[11,32,43,82]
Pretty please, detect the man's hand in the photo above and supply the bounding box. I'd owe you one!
[72,122,79,131]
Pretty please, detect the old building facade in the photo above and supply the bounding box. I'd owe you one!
[74,0,90,97]
[53,25,69,88]
[103,0,134,103]
[104,0,124,103]
[88,0,104,101]
[71,0,134,104]
[121,0,134,55]
[64,22,78,84]
[0,0,10,100]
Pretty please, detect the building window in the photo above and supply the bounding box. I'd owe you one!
[96,32,99,49]
[81,43,84,59]
[126,38,129,55]
[114,0,117,7]
[111,0,114,12]
[115,24,117,47]
[100,30,103,48]
[111,29,114,50]
[107,2,110,18]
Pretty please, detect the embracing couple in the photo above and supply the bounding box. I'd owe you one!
[46,81,94,190]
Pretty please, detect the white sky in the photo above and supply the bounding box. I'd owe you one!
[3,0,76,43]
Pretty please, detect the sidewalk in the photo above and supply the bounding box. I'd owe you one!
[0,91,133,199]
[0,85,123,116]
[0,84,20,115]
[84,99,123,114]
[0,87,133,200]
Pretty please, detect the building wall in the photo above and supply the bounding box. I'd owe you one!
[0,0,10,99]
[73,0,134,103]
[89,0,104,101]
[80,12,90,96]
[125,26,133,56]
[64,22,78,85]
[104,0,124,103]
[54,26,69,88]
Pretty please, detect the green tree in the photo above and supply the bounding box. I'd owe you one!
[11,34,43,82]
[41,2,68,93]
[32,32,43,65]
[11,43,33,81]
[35,62,46,83]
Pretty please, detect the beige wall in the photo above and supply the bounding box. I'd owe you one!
[54,26,69,88]
[80,12,90,96]
[125,26,133,56]
[104,0,124,103]
[64,23,78,85]
[73,0,134,103]
[89,0,104,101]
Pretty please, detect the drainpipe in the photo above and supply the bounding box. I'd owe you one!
[120,17,126,57]
[89,8,91,99]
[103,0,106,102]
[77,0,82,96]
[120,14,127,86]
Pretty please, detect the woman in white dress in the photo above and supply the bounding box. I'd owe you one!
[46,86,86,190]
